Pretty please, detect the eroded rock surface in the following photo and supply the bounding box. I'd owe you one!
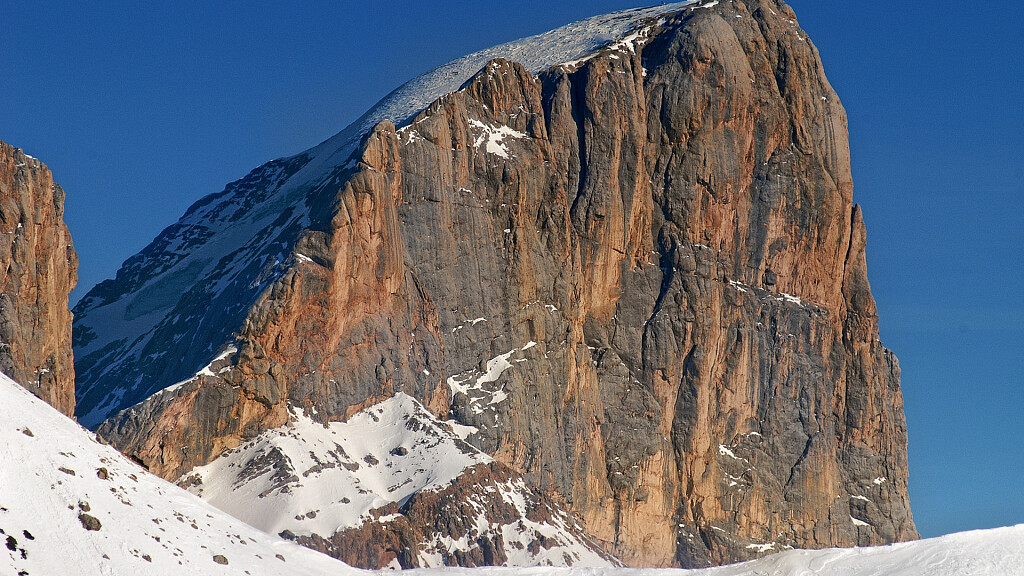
[0,140,77,416]
[85,0,915,567]
[173,392,615,569]
[299,462,618,569]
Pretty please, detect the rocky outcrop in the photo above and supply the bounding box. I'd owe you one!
[172,391,614,569]
[85,0,915,567]
[0,140,77,416]
[292,463,617,569]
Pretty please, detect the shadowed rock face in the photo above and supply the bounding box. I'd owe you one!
[92,0,915,567]
[0,140,78,416]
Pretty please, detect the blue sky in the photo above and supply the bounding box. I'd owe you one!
[1,1,1021,539]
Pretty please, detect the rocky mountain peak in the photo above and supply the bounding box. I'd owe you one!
[75,0,916,568]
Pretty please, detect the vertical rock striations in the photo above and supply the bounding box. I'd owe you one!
[0,140,78,416]
[83,0,916,567]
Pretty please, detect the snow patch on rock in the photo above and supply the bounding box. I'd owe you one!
[468,119,528,159]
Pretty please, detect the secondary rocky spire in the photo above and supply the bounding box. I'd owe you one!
[0,140,78,416]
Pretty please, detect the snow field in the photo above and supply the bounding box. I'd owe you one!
[0,372,355,576]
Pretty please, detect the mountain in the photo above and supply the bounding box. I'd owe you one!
[71,0,698,431]
[0,140,77,416]
[74,0,917,568]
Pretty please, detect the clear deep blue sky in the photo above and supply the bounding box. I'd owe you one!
[1,1,1021,540]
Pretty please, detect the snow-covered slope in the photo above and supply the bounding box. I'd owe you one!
[0,372,354,576]
[180,393,614,569]
[72,0,698,429]
[181,393,489,538]
[405,525,1024,576]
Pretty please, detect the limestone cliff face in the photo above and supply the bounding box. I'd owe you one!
[94,0,915,567]
[0,140,77,416]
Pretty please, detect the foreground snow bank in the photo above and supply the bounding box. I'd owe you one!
[406,524,1024,575]
[0,373,355,576]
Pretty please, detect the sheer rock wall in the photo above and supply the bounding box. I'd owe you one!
[98,0,916,566]
[0,140,77,416]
